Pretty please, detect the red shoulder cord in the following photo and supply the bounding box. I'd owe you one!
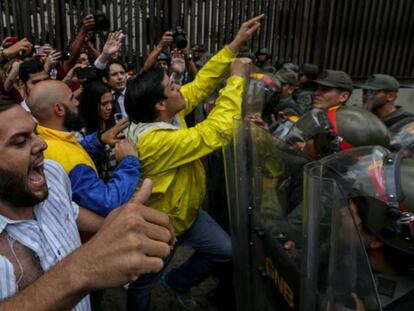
[326,108,354,151]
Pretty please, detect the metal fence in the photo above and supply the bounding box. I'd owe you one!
[1,0,413,78]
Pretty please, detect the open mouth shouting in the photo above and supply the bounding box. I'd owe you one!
[28,157,47,192]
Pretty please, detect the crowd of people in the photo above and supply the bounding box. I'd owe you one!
[0,10,413,311]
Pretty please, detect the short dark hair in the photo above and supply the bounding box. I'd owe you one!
[104,60,127,79]
[0,94,19,113]
[125,68,166,123]
[19,59,45,84]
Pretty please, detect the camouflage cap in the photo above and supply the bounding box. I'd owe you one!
[313,70,353,93]
[359,74,400,91]
[276,68,298,86]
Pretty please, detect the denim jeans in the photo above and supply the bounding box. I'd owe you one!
[126,210,232,311]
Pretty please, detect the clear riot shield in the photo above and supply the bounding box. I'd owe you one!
[390,120,414,149]
[224,115,308,311]
[223,117,254,311]
[301,149,384,311]
[224,75,311,311]
[249,123,304,311]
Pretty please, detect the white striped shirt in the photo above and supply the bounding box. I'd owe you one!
[0,160,91,311]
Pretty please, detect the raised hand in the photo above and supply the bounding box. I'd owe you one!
[44,50,62,72]
[100,117,130,146]
[102,30,124,58]
[2,38,32,59]
[80,14,95,33]
[156,31,174,50]
[229,14,264,53]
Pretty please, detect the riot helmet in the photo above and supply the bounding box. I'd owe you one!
[318,147,414,265]
[286,106,391,158]
[302,146,414,310]
[245,72,282,119]
[281,62,299,73]
[255,48,272,70]
[256,47,271,58]
[298,63,319,82]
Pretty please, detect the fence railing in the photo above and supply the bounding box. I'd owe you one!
[1,0,413,78]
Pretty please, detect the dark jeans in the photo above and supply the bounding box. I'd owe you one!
[127,210,232,310]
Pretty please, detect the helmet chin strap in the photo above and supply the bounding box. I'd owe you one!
[326,108,354,150]
[381,152,414,240]
[315,107,354,156]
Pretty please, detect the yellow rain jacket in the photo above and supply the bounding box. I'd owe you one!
[128,45,245,235]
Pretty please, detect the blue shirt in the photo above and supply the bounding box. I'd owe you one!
[39,126,141,216]
[0,160,90,311]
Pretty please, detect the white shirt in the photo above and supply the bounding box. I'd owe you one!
[0,160,91,311]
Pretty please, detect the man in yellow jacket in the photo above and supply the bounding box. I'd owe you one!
[124,15,264,310]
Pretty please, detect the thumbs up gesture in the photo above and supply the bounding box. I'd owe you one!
[71,178,175,290]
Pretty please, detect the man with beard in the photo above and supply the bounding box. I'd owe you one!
[0,100,173,310]
[360,73,414,132]
[27,80,140,216]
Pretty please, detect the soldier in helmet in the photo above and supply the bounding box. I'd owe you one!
[225,75,395,311]
[255,47,275,72]
[294,63,319,113]
[276,68,304,116]
[280,62,299,73]
[286,106,391,160]
[281,106,391,246]
[360,74,414,132]
[351,154,414,310]
[248,71,305,141]
[305,146,414,310]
